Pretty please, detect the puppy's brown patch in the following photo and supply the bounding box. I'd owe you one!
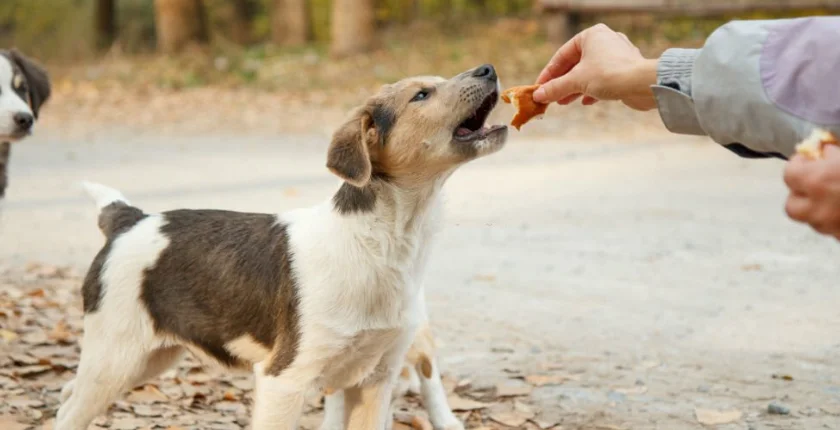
[140,210,300,372]
[418,355,433,379]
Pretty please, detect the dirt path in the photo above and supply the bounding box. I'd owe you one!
[1,128,839,429]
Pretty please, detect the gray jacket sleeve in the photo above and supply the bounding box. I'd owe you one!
[651,16,840,159]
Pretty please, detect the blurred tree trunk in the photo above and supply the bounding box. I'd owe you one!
[154,0,209,53]
[409,0,421,22]
[271,0,312,46]
[471,0,490,16]
[230,0,256,45]
[331,0,375,57]
[95,0,117,51]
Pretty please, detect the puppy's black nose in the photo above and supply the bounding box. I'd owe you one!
[472,64,497,81]
[14,112,33,131]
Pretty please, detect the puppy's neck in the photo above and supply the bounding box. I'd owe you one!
[332,175,448,237]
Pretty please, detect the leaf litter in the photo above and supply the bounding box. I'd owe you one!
[0,263,607,430]
[3,262,835,430]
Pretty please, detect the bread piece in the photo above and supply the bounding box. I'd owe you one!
[795,129,839,159]
[501,84,549,130]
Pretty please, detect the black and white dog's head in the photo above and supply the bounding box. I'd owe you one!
[0,49,50,141]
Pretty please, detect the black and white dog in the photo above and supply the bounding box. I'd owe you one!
[58,65,506,430]
[0,49,51,199]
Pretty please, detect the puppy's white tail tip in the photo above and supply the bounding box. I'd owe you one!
[80,181,130,210]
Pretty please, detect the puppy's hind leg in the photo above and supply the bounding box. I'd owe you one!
[55,335,152,430]
[59,345,182,407]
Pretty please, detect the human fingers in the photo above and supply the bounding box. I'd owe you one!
[536,33,584,85]
[785,192,812,223]
[534,67,587,104]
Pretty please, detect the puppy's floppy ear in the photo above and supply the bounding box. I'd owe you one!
[9,49,51,118]
[326,102,394,188]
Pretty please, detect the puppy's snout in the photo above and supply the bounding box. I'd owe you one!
[13,112,34,132]
[472,64,497,81]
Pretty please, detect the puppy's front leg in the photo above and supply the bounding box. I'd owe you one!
[320,389,346,430]
[251,361,309,430]
[416,355,463,430]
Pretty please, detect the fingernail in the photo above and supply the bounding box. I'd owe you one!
[533,87,546,102]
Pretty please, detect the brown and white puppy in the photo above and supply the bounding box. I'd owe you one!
[58,64,506,430]
[0,49,50,199]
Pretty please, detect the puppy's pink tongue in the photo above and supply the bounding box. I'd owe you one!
[456,127,471,136]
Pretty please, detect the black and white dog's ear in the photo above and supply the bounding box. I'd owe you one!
[9,48,51,118]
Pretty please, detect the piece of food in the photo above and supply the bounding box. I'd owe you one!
[795,128,839,159]
[501,84,549,130]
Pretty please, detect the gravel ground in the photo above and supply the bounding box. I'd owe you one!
[1,124,839,429]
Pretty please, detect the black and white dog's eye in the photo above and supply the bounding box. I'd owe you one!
[13,74,23,89]
[411,90,430,102]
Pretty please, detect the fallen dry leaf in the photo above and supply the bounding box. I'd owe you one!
[13,365,52,378]
[531,415,561,429]
[126,385,169,404]
[25,287,46,297]
[10,353,39,366]
[411,415,433,430]
[513,400,536,418]
[771,374,794,381]
[20,331,49,345]
[0,328,19,342]
[7,396,46,409]
[110,417,149,430]
[524,374,577,387]
[0,416,29,430]
[612,385,647,395]
[495,383,532,397]
[448,395,490,411]
[48,321,73,344]
[131,404,162,418]
[694,408,742,425]
[490,410,531,427]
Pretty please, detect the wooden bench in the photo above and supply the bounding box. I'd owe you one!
[538,0,840,43]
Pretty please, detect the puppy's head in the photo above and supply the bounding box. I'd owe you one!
[327,64,507,188]
[0,49,51,142]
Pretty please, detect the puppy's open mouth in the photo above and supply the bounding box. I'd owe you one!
[454,91,505,142]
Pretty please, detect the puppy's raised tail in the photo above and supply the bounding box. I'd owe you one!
[81,181,146,239]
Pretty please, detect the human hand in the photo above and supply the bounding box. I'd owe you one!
[534,24,658,111]
[783,144,840,240]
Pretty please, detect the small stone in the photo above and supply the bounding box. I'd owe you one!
[767,402,790,415]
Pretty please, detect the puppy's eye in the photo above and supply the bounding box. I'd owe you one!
[410,90,430,102]
[12,74,23,89]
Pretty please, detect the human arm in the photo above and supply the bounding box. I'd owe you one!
[535,17,840,159]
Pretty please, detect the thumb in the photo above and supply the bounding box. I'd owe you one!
[533,69,585,104]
